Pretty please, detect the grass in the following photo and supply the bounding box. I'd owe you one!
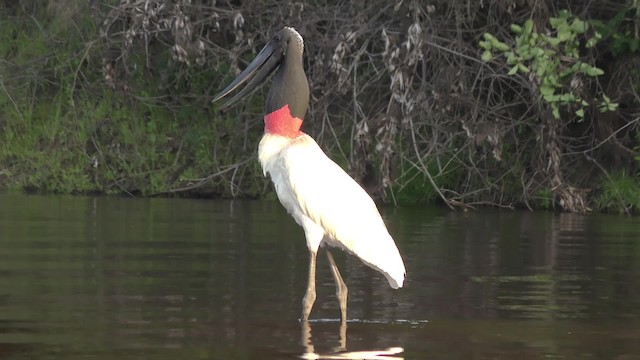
[0,2,267,198]
[593,171,640,214]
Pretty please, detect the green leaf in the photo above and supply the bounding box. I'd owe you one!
[544,94,561,102]
[585,66,604,77]
[483,33,495,41]
[493,40,510,52]
[598,96,617,112]
[547,74,559,86]
[524,19,534,34]
[481,50,493,62]
[552,107,561,119]
[479,40,492,50]
[586,35,600,48]
[570,18,587,34]
[511,24,523,34]
[557,28,572,41]
[508,64,519,75]
[533,48,544,57]
[547,37,561,46]
[517,63,530,73]
[519,44,531,58]
[575,108,584,117]
[540,85,554,96]
[559,10,570,17]
[549,17,563,29]
[559,93,575,102]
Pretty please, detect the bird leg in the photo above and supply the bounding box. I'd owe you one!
[301,250,317,322]
[336,318,347,352]
[301,319,315,355]
[326,250,348,323]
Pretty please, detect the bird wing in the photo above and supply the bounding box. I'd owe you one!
[279,135,406,288]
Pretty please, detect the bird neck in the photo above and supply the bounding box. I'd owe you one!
[264,104,303,138]
[264,50,309,138]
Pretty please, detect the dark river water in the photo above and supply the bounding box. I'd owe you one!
[0,194,638,359]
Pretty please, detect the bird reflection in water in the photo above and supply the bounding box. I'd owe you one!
[300,321,404,360]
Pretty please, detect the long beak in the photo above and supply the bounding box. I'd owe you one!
[212,41,283,110]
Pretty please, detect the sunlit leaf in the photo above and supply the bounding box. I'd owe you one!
[543,92,561,102]
[557,28,571,41]
[540,85,555,95]
[481,50,493,62]
[584,66,604,77]
[479,40,491,50]
[483,33,495,41]
[570,18,587,34]
[517,63,530,73]
[493,40,510,51]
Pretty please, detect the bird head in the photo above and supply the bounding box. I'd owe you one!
[212,26,308,120]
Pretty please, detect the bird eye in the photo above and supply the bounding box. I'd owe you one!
[273,34,281,42]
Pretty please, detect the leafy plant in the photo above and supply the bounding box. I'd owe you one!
[592,4,640,56]
[480,11,617,120]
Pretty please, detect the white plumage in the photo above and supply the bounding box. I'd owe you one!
[259,133,406,289]
[212,26,405,322]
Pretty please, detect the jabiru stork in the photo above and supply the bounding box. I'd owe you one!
[212,27,406,322]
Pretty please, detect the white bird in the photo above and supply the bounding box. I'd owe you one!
[212,27,406,322]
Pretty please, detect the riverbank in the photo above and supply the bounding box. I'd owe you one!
[1,1,638,214]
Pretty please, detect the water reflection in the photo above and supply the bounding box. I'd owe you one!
[301,321,403,360]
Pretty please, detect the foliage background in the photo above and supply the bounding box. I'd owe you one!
[0,0,639,213]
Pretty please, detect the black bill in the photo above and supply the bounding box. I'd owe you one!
[212,41,283,110]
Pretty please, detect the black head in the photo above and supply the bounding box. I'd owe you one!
[212,27,309,119]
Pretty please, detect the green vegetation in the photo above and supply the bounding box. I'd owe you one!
[594,171,640,214]
[0,1,639,214]
[534,188,554,210]
[0,1,266,197]
[480,11,615,120]
[593,4,640,56]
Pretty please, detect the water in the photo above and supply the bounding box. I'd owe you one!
[0,194,638,359]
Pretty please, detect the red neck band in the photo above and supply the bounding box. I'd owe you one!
[264,104,303,138]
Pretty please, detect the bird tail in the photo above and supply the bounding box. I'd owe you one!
[356,234,406,289]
